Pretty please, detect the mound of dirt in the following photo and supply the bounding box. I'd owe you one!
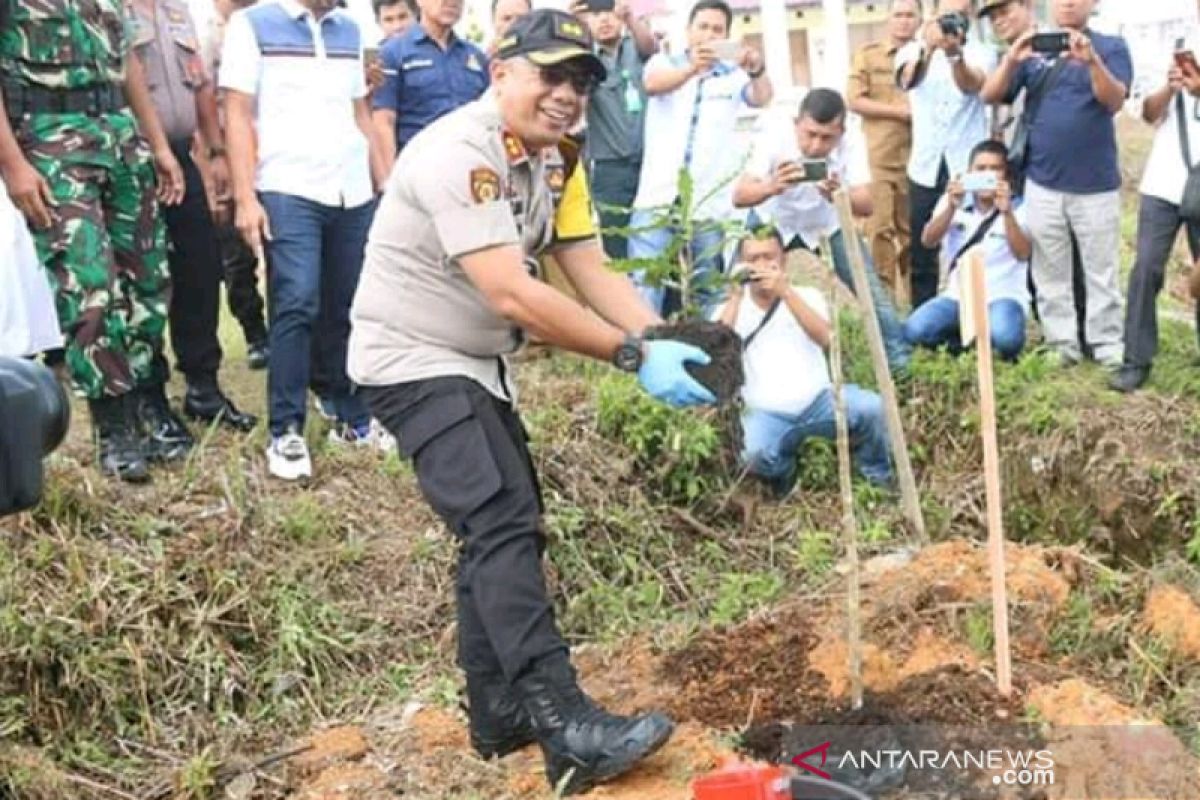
[740,666,1038,799]
[643,320,744,404]
[1142,585,1200,663]
[658,609,825,729]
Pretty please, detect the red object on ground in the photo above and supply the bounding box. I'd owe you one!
[692,760,790,800]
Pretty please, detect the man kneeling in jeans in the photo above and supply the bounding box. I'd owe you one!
[904,139,1031,360]
[715,227,892,498]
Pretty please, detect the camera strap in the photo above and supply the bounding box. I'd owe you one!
[1178,92,1196,170]
[946,209,1001,275]
[741,298,782,351]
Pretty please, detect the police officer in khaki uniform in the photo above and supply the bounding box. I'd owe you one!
[847,0,919,305]
[128,0,256,433]
[349,10,714,795]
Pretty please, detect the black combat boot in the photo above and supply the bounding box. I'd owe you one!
[183,373,257,432]
[137,383,194,462]
[464,672,536,759]
[515,654,674,795]
[89,395,149,483]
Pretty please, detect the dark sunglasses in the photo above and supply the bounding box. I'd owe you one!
[534,61,598,95]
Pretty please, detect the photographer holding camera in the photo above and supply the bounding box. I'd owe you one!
[733,88,911,375]
[896,0,995,310]
[904,139,1032,360]
[980,0,1131,369]
[715,227,892,499]
[1112,46,1200,393]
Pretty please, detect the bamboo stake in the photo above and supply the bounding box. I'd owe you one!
[965,248,1013,697]
[821,234,864,710]
[831,190,926,542]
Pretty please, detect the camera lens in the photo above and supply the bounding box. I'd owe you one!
[0,358,70,456]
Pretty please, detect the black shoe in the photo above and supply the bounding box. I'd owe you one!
[246,340,269,371]
[1108,364,1149,394]
[184,377,258,432]
[137,384,195,462]
[515,655,674,796]
[464,672,537,759]
[89,395,150,483]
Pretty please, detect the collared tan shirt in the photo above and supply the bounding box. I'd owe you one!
[848,39,912,174]
[127,0,208,141]
[348,94,596,402]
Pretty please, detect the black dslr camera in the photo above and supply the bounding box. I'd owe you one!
[938,11,970,39]
[1,358,70,516]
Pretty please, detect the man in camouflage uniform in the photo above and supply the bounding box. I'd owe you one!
[0,0,187,482]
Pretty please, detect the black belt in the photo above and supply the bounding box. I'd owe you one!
[3,82,126,118]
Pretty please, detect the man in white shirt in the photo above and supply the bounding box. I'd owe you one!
[1111,56,1200,392]
[904,139,1032,360]
[629,0,772,316]
[222,0,388,480]
[733,88,911,375]
[896,0,995,308]
[716,228,892,498]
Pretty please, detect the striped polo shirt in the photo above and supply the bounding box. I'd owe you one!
[220,0,372,207]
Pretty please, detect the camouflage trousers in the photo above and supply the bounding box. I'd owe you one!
[16,109,169,400]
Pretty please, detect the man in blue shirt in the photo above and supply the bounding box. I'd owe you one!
[371,0,490,169]
[981,0,1132,368]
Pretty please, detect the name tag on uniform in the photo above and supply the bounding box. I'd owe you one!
[402,58,434,71]
[466,54,482,71]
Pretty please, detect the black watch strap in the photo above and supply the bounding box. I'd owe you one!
[612,334,644,373]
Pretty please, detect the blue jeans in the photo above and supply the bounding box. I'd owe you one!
[627,207,724,317]
[742,386,893,486]
[589,158,641,260]
[821,230,912,375]
[904,296,1027,361]
[260,192,374,436]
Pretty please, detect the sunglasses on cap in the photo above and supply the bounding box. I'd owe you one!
[528,59,599,95]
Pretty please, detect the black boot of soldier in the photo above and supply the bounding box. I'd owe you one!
[137,384,194,462]
[465,672,536,759]
[514,654,674,795]
[89,395,150,483]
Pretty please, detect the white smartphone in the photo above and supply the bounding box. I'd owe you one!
[709,39,743,61]
[961,172,998,192]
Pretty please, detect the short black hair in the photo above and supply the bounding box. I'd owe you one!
[892,0,923,13]
[373,0,405,15]
[737,225,785,259]
[798,88,847,126]
[689,0,732,30]
[969,138,1009,174]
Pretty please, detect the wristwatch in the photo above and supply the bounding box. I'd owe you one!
[209,145,227,158]
[747,65,766,79]
[945,51,963,64]
[612,334,644,373]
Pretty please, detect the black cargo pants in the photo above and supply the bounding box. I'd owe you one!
[364,376,569,681]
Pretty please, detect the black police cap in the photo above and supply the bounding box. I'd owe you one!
[495,9,607,83]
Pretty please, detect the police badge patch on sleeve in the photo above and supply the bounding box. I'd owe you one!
[470,168,501,203]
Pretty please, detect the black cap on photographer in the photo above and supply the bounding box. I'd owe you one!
[495,9,607,83]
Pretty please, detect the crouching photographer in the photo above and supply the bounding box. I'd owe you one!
[1,358,70,516]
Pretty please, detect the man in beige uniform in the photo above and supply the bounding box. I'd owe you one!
[847,0,918,304]
[128,0,256,436]
[349,10,713,795]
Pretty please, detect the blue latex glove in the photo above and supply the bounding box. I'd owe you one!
[637,340,717,407]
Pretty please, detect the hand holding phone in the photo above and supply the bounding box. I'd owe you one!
[799,159,828,182]
[710,39,743,61]
[1030,31,1070,56]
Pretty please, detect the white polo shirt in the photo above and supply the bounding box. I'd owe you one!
[745,110,872,250]
[712,287,831,417]
[896,41,995,188]
[220,0,372,207]
[634,54,752,220]
[937,198,1031,311]
[1140,91,1200,206]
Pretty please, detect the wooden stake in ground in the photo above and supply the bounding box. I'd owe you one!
[821,235,864,710]
[961,248,1013,697]
[831,190,926,543]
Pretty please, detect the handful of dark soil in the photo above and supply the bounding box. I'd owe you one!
[643,320,744,405]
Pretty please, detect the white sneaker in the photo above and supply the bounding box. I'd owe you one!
[369,418,397,454]
[267,426,312,480]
